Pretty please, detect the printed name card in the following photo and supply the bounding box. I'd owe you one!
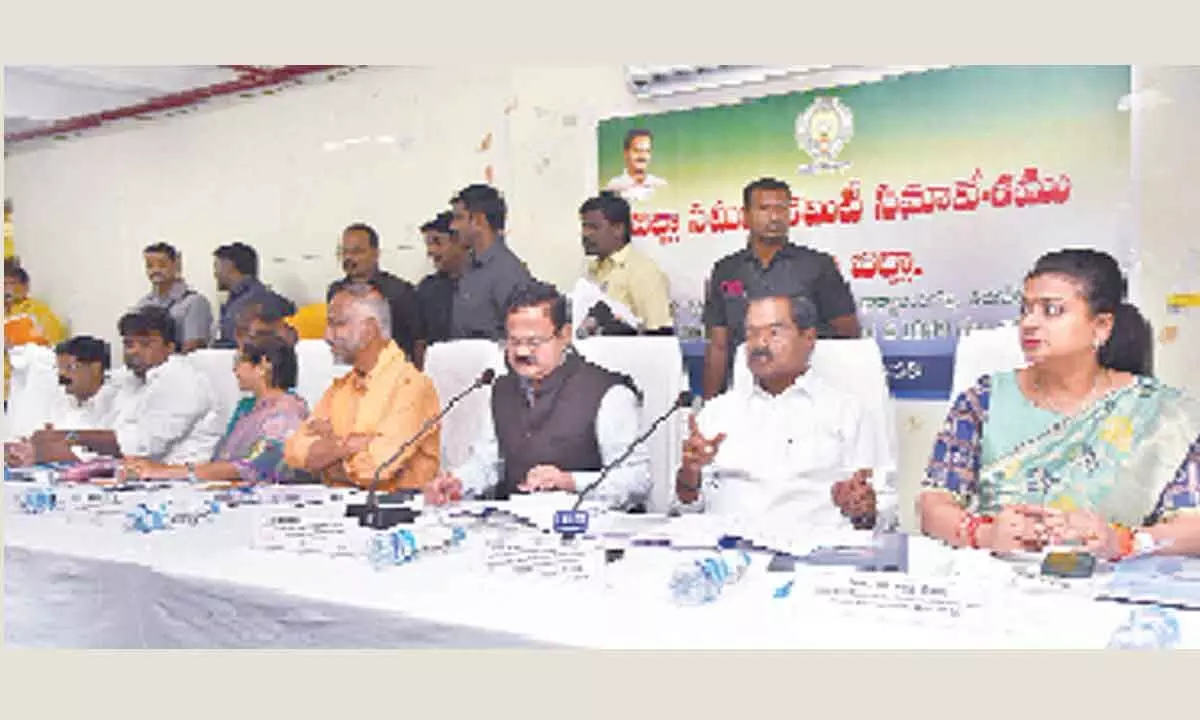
[805,573,986,622]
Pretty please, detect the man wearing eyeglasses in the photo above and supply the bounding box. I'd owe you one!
[4,335,118,467]
[424,281,650,510]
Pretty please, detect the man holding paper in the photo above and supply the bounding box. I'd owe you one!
[675,293,879,527]
[579,191,673,335]
[424,281,650,510]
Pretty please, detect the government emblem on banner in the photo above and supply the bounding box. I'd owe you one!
[796,97,854,175]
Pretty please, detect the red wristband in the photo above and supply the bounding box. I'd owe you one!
[962,513,994,549]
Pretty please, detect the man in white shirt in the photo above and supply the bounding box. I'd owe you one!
[4,335,118,467]
[424,281,650,510]
[604,129,668,204]
[30,307,223,465]
[675,293,879,527]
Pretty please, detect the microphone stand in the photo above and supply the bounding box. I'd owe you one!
[570,391,693,514]
[348,370,495,529]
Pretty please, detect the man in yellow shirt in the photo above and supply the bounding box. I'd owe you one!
[284,283,441,492]
[5,260,67,399]
[580,191,674,334]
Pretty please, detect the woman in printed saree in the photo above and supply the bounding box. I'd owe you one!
[123,335,309,483]
[919,249,1200,558]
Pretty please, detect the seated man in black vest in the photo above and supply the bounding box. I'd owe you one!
[424,281,650,509]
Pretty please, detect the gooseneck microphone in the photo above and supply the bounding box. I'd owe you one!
[350,368,497,528]
[570,390,694,513]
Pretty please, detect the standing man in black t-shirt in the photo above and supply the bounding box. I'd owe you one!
[416,211,470,346]
[327,222,428,369]
[701,177,861,398]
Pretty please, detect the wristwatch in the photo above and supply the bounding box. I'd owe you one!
[1132,529,1156,555]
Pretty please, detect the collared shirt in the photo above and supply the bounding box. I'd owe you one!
[327,271,426,361]
[108,355,224,464]
[605,171,668,204]
[453,382,650,510]
[283,340,441,492]
[135,280,214,348]
[416,271,457,345]
[216,277,296,348]
[450,238,533,341]
[703,242,857,391]
[587,244,674,331]
[44,381,120,430]
[680,371,877,523]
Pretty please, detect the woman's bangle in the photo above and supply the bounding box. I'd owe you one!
[1110,523,1135,560]
[959,512,994,549]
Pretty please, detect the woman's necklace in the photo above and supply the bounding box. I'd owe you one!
[1029,367,1107,416]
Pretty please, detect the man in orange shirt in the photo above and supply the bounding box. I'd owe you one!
[284,283,441,492]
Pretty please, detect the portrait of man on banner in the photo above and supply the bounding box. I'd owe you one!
[605,128,668,204]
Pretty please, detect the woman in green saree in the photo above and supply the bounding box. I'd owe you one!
[919,249,1200,558]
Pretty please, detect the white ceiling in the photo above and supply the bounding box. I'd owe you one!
[3,65,281,139]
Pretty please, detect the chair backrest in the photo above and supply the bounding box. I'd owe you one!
[294,339,343,412]
[951,324,1025,399]
[187,349,242,429]
[5,343,60,439]
[575,336,684,513]
[732,337,898,473]
[423,340,506,471]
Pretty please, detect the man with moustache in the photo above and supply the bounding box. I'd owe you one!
[28,308,223,465]
[4,335,118,467]
[580,191,673,335]
[285,283,441,492]
[701,177,861,399]
[133,242,214,353]
[677,293,878,526]
[605,129,668,204]
[327,223,428,368]
[424,281,650,510]
[416,211,469,345]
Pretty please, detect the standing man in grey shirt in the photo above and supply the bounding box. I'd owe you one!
[133,242,213,353]
[448,184,534,340]
[702,177,861,398]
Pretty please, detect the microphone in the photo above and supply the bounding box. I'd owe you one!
[349,368,497,529]
[566,390,694,517]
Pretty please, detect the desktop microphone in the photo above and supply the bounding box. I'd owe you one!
[565,390,694,520]
[348,368,497,529]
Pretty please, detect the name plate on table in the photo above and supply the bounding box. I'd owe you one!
[485,532,603,583]
[801,574,986,621]
[553,509,589,535]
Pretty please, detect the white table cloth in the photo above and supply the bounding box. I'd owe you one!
[5,485,1197,649]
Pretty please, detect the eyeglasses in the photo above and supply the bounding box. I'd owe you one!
[503,335,555,351]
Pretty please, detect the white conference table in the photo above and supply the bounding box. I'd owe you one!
[4,483,1197,649]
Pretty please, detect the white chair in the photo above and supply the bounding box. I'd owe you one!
[294,339,345,412]
[950,324,1025,399]
[5,343,61,440]
[576,336,684,513]
[423,340,506,471]
[187,349,242,430]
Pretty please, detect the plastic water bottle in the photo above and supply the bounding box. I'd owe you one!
[669,550,752,605]
[367,528,420,570]
[124,502,172,534]
[1107,606,1182,649]
[19,487,57,514]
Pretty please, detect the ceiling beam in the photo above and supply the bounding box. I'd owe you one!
[5,65,343,144]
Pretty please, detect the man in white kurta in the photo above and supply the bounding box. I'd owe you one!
[675,294,880,527]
